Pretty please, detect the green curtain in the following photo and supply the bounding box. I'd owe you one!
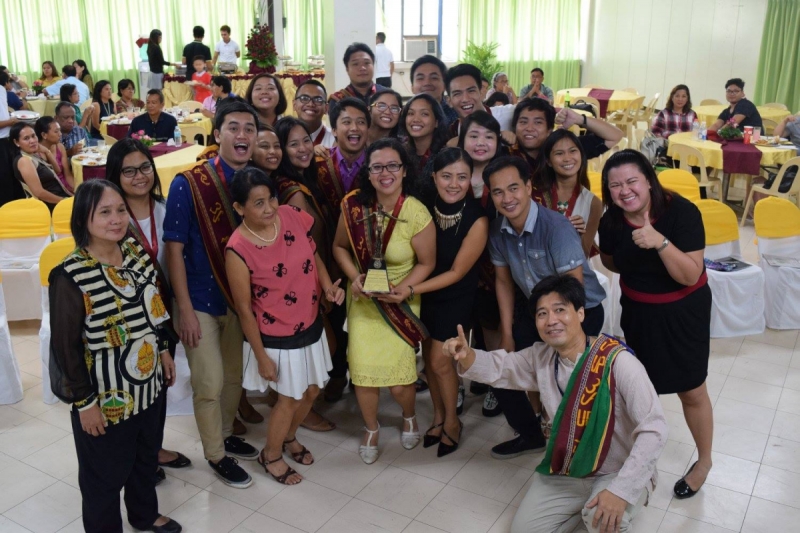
[754,0,800,111]
[0,0,256,100]
[458,0,581,96]
[283,0,324,68]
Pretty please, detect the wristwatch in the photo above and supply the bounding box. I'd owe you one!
[583,114,587,126]
[657,238,670,253]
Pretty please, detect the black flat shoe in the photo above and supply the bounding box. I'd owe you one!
[158,452,192,469]
[423,423,443,448]
[673,461,704,499]
[155,467,166,486]
[147,518,182,533]
[437,421,463,458]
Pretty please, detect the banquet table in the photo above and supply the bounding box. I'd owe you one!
[554,88,640,116]
[71,143,205,193]
[100,113,213,140]
[693,105,791,128]
[26,97,61,117]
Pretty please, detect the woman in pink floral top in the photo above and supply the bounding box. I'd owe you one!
[651,84,697,138]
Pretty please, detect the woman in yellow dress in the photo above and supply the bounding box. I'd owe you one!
[39,61,59,88]
[333,138,436,464]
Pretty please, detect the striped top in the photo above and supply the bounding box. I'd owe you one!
[48,237,170,424]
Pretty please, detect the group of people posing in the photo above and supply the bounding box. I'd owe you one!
[46,43,716,533]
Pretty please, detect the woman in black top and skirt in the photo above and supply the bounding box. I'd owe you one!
[407,148,488,456]
[598,149,713,499]
[146,29,178,90]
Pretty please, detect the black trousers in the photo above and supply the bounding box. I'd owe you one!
[72,392,163,532]
[327,303,349,378]
[376,76,392,88]
[493,299,605,441]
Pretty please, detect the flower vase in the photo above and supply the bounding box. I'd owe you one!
[248,61,276,75]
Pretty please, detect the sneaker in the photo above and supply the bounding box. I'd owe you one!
[224,436,259,460]
[470,381,489,395]
[208,456,253,489]
[482,390,502,417]
[490,435,546,460]
[456,385,465,415]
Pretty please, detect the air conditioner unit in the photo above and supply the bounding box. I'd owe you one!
[404,36,438,61]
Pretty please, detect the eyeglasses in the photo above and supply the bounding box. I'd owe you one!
[368,163,403,174]
[295,95,326,105]
[371,102,402,115]
[726,89,742,94]
[120,162,154,178]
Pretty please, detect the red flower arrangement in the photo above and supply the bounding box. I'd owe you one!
[245,24,278,74]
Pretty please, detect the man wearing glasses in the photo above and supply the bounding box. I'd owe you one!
[293,79,335,148]
[709,78,763,132]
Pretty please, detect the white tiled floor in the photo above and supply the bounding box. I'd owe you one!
[2,224,799,532]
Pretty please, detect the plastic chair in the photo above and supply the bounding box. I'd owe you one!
[634,93,660,127]
[741,156,800,226]
[38,237,77,404]
[658,168,702,203]
[196,144,219,161]
[51,196,74,239]
[0,271,23,404]
[754,198,800,329]
[608,96,645,146]
[761,118,778,135]
[668,144,720,197]
[178,101,203,113]
[79,100,92,112]
[573,96,601,118]
[102,134,118,146]
[696,200,765,337]
[762,102,788,110]
[0,199,52,320]
[700,99,722,106]
[180,125,206,145]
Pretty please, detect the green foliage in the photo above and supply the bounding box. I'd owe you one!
[461,40,504,82]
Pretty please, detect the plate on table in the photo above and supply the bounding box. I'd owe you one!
[180,117,200,124]
[79,158,106,167]
[109,119,131,125]
[12,110,40,121]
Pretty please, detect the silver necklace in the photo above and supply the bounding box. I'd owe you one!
[243,221,278,244]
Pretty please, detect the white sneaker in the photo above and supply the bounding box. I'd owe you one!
[401,415,420,450]
[359,425,380,464]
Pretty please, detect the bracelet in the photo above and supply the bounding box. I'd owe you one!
[408,286,415,300]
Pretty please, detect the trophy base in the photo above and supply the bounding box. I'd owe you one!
[363,268,391,294]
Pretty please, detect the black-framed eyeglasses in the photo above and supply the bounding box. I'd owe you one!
[295,95,326,105]
[371,102,401,115]
[368,163,403,174]
[120,162,154,178]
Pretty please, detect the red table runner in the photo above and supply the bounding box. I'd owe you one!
[107,123,130,140]
[720,140,762,176]
[147,143,194,157]
[82,165,106,181]
[588,89,614,117]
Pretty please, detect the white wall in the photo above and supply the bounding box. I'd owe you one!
[321,0,377,94]
[583,0,768,108]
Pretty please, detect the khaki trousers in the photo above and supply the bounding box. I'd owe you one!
[510,472,648,533]
[173,305,244,462]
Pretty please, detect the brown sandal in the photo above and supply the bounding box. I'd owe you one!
[282,437,314,465]
[257,450,301,485]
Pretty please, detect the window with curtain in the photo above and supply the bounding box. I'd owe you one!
[0,0,255,98]
[458,0,582,96]
[282,0,324,68]
[754,0,800,112]
[378,0,459,62]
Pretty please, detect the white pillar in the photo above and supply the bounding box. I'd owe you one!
[321,0,377,94]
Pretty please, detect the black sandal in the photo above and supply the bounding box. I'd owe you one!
[437,421,463,458]
[423,423,444,448]
[283,437,314,465]
[158,451,192,469]
[258,450,301,485]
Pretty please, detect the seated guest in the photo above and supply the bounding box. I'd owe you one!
[55,101,88,157]
[246,73,287,126]
[444,275,667,533]
[10,123,71,209]
[88,80,115,139]
[115,79,145,113]
[652,84,697,138]
[709,78,762,132]
[328,43,387,118]
[367,89,402,145]
[0,66,28,94]
[201,76,233,119]
[292,79,334,147]
[44,64,91,105]
[2,74,28,111]
[35,116,74,195]
[480,77,490,101]
[485,91,509,108]
[774,113,800,153]
[60,83,93,131]
[128,90,178,142]
[39,61,59,88]
[519,68,554,104]
[410,55,458,127]
[485,72,517,104]
[73,59,94,94]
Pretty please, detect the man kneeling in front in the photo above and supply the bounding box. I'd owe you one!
[444,275,667,533]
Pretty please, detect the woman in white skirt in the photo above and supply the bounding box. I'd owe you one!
[226,168,345,485]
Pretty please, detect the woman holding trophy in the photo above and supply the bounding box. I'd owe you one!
[332,138,436,464]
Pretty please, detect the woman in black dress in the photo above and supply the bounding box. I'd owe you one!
[409,148,488,456]
[598,149,713,499]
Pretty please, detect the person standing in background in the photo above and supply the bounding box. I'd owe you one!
[147,29,180,90]
[374,32,394,88]
[182,26,212,80]
[213,25,241,70]
[0,70,23,206]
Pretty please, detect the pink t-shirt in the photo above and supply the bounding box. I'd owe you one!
[227,205,320,337]
[192,71,212,104]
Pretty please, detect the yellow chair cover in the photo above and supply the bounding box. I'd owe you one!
[754,197,800,239]
[658,169,702,204]
[588,171,603,200]
[51,197,74,236]
[695,200,739,245]
[0,198,51,239]
[39,237,76,286]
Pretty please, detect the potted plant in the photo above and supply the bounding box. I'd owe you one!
[461,40,504,83]
[245,24,278,74]
[717,118,743,141]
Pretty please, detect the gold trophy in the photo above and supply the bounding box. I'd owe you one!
[360,204,403,294]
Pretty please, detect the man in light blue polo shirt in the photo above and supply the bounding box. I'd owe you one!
[44,65,90,105]
[484,156,606,460]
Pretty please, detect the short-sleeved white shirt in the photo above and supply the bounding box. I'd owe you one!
[215,39,240,64]
[374,43,394,78]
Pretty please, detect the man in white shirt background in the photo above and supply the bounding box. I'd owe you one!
[374,32,394,88]
[213,25,241,70]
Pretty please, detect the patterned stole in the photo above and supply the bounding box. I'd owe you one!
[316,153,346,219]
[329,84,376,105]
[341,191,429,347]
[536,334,628,478]
[181,158,238,309]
